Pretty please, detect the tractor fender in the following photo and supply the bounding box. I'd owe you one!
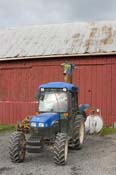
[79,104,90,121]
[79,104,90,113]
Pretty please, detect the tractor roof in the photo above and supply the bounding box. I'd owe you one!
[39,82,79,92]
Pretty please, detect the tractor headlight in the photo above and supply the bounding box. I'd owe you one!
[31,122,37,127]
[40,88,44,92]
[63,88,67,92]
[38,123,44,127]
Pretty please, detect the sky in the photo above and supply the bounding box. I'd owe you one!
[0,0,116,27]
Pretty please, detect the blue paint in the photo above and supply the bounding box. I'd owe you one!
[39,82,79,92]
[30,113,60,128]
[79,104,90,112]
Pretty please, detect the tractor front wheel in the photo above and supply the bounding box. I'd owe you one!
[9,132,26,163]
[54,133,68,165]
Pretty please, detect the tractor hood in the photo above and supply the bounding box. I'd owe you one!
[30,113,60,128]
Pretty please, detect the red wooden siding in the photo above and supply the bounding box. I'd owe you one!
[0,56,116,125]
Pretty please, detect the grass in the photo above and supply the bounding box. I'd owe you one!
[100,127,116,136]
[0,125,15,133]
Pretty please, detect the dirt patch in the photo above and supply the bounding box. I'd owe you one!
[0,167,13,174]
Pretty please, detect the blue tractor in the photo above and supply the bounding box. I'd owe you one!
[9,81,88,165]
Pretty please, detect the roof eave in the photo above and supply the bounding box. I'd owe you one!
[0,52,116,61]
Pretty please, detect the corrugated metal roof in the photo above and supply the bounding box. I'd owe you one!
[0,21,116,60]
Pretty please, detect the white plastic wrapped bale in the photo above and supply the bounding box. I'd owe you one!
[85,115,103,134]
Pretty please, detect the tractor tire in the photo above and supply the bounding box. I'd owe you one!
[54,133,68,165]
[73,118,85,150]
[9,132,26,163]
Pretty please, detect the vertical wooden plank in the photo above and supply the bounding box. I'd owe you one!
[112,64,116,124]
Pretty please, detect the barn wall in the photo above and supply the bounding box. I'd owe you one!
[0,55,116,125]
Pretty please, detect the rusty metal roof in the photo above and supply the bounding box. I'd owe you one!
[0,21,116,60]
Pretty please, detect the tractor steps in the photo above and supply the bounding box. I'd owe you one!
[27,135,42,146]
[26,145,43,153]
[27,140,42,146]
[26,135,43,153]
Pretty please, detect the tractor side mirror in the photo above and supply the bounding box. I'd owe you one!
[35,90,40,100]
[35,90,45,101]
[39,94,45,101]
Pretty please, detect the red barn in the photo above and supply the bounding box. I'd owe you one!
[0,21,116,126]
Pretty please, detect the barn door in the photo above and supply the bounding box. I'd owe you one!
[74,65,92,105]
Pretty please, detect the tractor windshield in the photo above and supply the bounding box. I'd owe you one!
[39,91,68,112]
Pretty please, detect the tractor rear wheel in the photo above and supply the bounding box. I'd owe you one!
[54,133,68,165]
[73,118,85,150]
[9,132,26,163]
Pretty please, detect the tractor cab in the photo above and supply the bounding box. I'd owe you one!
[38,82,79,114]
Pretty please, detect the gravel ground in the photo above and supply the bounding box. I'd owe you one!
[0,131,116,175]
